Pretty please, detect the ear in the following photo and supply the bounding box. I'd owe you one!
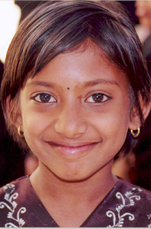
[129,97,151,131]
[6,96,23,129]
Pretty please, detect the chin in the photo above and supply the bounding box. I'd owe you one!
[54,169,97,183]
[57,176,90,183]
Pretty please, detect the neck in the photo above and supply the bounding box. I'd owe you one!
[30,161,118,227]
[30,160,117,202]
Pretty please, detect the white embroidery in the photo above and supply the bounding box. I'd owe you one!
[147,214,151,227]
[0,183,26,227]
[106,187,142,227]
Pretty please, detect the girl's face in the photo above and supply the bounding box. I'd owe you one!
[18,41,138,181]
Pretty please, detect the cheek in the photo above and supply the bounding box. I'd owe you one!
[98,116,129,138]
[21,110,49,142]
[95,104,130,145]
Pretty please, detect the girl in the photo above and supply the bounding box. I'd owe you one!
[0,1,151,227]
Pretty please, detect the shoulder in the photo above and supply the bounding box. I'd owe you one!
[108,178,151,227]
[90,179,151,227]
[0,176,30,199]
[115,178,151,209]
[0,176,56,227]
[117,178,151,200]
[0,176,30,227]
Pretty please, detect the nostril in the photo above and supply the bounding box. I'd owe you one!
[54,116,87,139]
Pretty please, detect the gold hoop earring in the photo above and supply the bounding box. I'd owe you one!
[18,126,24,137]
[130,127,140,138]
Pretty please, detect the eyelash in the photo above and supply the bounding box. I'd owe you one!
[31,93,57,103]
[31,92,110,104]
[85,93,111,103]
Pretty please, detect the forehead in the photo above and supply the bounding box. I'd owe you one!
[25,41,129,92]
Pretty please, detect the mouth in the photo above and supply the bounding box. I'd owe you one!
[46,141,100,158]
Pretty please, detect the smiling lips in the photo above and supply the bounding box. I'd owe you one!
[47,141,100,157]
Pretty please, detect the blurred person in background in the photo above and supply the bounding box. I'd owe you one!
[135,1,151,44]
[0,60,25,187]
[113,0,151,191]
[133,0,151,190]
[135,0,151,74]
[0,1,41,186]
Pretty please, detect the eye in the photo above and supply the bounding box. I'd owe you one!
[32,93,57,103]
[85,93,110,103]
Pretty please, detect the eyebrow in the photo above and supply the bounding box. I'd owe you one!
[26,78,119,88]
[83,78,120,87]
[26,81,55,88]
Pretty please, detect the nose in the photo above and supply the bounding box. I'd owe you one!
[54,104,87,139]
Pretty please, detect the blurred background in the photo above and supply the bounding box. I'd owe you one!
[1,0,151,190]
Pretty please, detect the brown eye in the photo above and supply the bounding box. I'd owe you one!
[33,93,57,103]
[92,93,104,103]
[39,94,51,103]
[85,93,110,103]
